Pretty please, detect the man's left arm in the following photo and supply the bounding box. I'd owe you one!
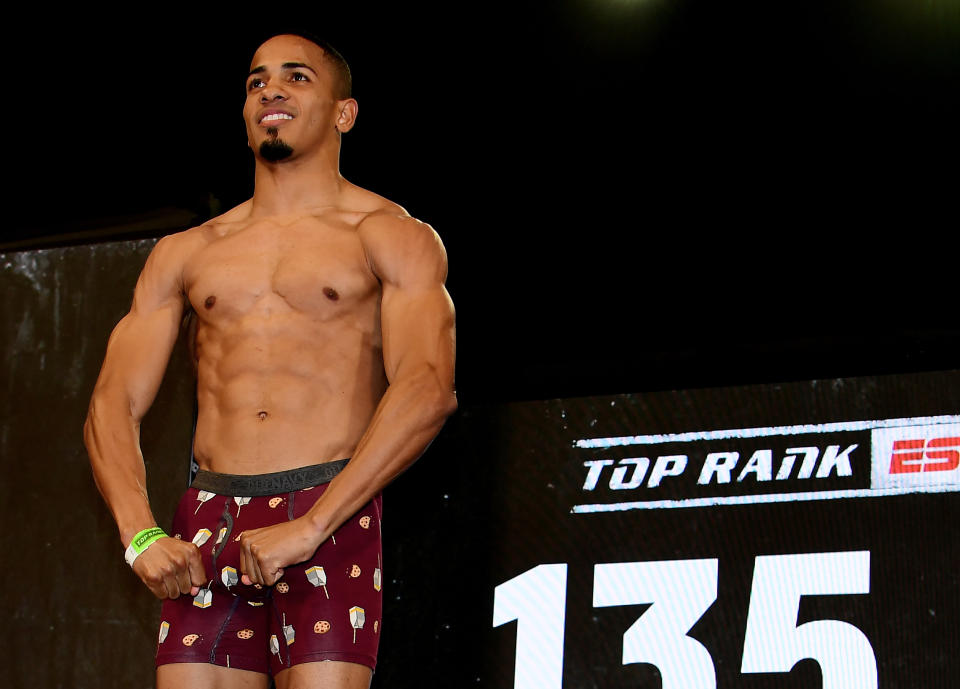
[239,213,456,585]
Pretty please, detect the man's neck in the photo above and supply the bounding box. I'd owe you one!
[249,149,345,217]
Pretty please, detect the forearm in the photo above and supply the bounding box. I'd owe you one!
[304,365,457,542]
[84,393,159,546]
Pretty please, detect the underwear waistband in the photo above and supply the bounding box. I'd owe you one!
[190,459,349,496]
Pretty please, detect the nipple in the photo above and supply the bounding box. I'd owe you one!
[204,295,216,309]
[323,287,339,301]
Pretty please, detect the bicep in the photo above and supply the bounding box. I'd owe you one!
[362,213,456,385]
[380,282,456,385]
[96,303,184,419]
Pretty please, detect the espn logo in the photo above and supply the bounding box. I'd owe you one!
[871,422,960,490]
[889,437,960,474]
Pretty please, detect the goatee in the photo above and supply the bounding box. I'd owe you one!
[260,138,294,162]
[259,129,293,162]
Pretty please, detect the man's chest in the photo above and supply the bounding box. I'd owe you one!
[182,220,380,319]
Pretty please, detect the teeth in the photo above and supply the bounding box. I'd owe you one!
[261,113,293,123]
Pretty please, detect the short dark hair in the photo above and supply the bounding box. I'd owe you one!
[252,30,352,99]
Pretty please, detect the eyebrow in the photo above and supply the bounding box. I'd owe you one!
[247,62,320,79]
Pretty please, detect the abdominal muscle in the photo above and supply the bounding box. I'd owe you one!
[190,309,387,475]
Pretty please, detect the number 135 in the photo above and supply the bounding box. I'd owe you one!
[493,551,877,689]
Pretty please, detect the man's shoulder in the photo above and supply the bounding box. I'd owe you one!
[343,183,440,252]
[342,184,412,226]
[193,199,254,237]
[155,201,253,254]
[350,198,446,285]
[357,208,441,257]
[344,187,434,241]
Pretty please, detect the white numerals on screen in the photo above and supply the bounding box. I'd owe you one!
[594,559,718,689]
[741,551,877,689]
[494,552,877,688]
[492,563,567,689]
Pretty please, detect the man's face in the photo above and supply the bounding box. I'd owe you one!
[243,35,341,162]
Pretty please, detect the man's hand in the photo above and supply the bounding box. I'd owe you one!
[132,537,207,599]
[239,518,321,587]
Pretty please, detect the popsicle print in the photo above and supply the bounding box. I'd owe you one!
[234,497,251,517]
[349,606,365,644]
[221,566,238,589]
[305,566,329,598]
[194,490,216,514]
[193,586,213,608]
[192,529,212,547]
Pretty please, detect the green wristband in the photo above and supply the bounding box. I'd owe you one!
[124,527,167,567]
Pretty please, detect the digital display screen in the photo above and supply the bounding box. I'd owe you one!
[438,370,959,688]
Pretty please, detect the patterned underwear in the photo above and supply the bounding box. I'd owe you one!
[155,460,383,675]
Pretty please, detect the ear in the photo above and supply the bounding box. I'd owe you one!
[335,98,359,133]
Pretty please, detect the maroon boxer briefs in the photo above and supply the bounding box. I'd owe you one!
[155,460,383,674]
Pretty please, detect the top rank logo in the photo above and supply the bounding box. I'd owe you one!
[572,416,960,513]
[581,443,861,491]
[575,429,870,511]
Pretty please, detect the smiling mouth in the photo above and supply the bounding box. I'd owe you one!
[260,113,294,125]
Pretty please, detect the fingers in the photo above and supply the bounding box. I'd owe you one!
[165,571,183,600]
[135,539,204,600]
[239,533,265,586]
[175,561,193,596]
[187,545,207,590]
[248,552,266,585]
[239,532,285,586]
[138,560,183,600]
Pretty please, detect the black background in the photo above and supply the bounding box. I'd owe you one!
[5,1,959,402]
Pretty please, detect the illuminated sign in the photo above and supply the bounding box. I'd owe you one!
[449,371,960,688]
[573,416,960,511]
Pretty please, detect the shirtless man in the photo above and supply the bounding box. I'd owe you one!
[84,33,456,689]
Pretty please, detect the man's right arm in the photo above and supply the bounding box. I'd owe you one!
[83,233,206,599]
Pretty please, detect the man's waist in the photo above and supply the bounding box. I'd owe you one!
[190,459,349,496]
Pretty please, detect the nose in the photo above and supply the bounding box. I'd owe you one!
[259,87,288,104]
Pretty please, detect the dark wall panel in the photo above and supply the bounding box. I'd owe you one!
[1,240,195,688]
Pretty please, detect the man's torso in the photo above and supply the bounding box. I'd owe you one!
[176,191,401,475]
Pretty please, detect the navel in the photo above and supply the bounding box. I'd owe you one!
[257,410,269,421]
[204,295,217,309]
[322,287,339,301]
